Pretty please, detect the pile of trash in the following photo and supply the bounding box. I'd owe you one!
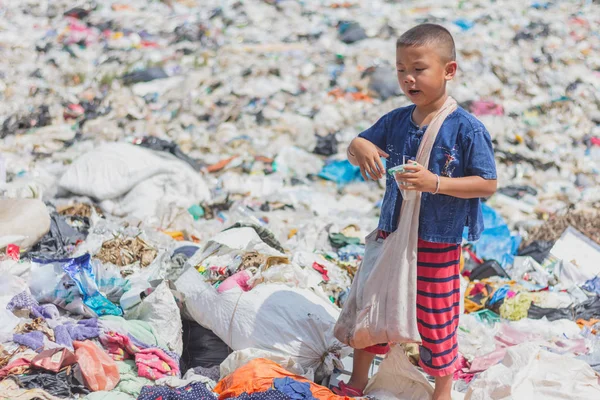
[1,0,600,399]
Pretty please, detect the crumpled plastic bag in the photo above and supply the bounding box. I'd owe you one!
[220,348,314,382]
[469,204,521,267]
[73,340,120,392]
[465,342,600,399]
[125,280,183,356]
[364,345,434,400]
[181,319,230,373]
[29,254,127,317]
[365,345,433,400]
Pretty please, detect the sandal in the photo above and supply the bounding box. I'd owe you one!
[331,381,364,397]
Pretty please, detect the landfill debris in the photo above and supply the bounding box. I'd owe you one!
[545,226,600,281]
[521,210,600,247]
[96,235,158,269]
[0,0,599,398]
[465,343,600,399]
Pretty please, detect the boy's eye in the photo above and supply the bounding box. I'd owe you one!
[415,68,426,72]
[397,69,405,73]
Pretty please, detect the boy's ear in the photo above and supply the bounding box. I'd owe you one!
[445,61,458,80]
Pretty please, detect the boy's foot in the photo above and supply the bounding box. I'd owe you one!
[331,381,365,397]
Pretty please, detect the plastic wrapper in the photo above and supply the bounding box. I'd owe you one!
[73,340,120,392]
[181,319,230,372]
[31,348,77,373]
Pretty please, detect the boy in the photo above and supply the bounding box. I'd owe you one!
[335,24,497,400]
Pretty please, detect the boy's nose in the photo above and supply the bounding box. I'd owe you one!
[403,75,415,84]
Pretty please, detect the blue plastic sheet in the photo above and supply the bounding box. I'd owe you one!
[488,284,510,306]
[466,203,521,267]
[318,157,389,186]
[454,19,475,31]
[318,160,364,186]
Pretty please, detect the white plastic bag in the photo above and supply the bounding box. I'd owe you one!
[273,146,323,177]
[28,259,92,317]
[220,348,314,381]
[364,345,434,400]
[125,280,183,355]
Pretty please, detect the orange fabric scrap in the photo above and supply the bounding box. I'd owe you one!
[207,156,238,173]
[214,358,352,400]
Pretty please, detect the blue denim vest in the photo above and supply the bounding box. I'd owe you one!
[358,105,497,244]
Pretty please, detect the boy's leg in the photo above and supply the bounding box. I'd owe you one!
[346,348,376,390]
[433,374,453,400]
[416,239,461,400]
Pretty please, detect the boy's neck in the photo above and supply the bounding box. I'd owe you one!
[412,93,449,127]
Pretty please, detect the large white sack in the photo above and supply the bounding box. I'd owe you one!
[100,170,209,223]
[59,143,209,204]
[59,143,174,200]
[176,267,347,378]
[0,199,50,250]
[465,342,600,400]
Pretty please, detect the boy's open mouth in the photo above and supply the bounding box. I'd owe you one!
[408,89,421,95]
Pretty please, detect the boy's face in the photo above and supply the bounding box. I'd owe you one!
[396,44,457,108]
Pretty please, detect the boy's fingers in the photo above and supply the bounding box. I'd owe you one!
[375,157,385,177]
[359,165,369,181]
[399,176,420,184]
[365,161,377,180]
[377,148,389,158]
[374,159,385,178]
[396,171,417,179]
[368,160,382,179]
[402,165,421,172]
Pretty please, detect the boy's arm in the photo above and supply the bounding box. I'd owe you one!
[397,125,497,199]
[437,175,497,198]
[396,165,496,198]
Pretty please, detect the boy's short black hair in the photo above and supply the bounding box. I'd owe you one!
[396,23,456,62]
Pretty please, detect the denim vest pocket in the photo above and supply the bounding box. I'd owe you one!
[421,193,460,236]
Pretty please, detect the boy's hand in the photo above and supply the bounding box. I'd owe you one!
[348,138,389,180]
[395,163,437,192]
